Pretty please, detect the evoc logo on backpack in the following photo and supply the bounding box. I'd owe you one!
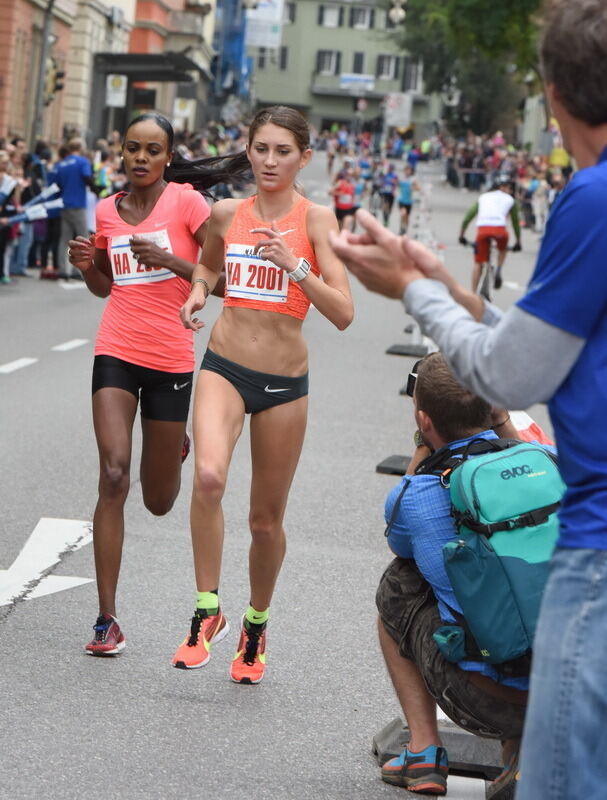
[500,464,532,480]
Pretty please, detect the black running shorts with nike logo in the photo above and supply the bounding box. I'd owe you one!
[200,348,308,414]
[92,354,193,421]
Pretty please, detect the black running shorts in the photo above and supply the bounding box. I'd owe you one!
[92,354,193,422]
[201,348,308,415]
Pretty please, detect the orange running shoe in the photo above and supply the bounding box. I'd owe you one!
[230,618,267,684]
[172,609,229,669]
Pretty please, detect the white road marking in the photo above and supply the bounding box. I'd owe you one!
[0,517,93,606]
[59,281,86,290]
[504,280,524,291]
[0,357,38,374]
[51,338,89,352]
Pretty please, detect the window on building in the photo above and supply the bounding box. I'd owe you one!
[258,47,266,69]
[280,46,288,70]
[349,6,374,29]
[316,49,341,76]
[376,54,398,80]
[352,52,365,74]
[318,4,343,28]
[283,2,296,24]
[401,57,422,92]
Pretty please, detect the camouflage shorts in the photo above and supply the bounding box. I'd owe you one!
[376,557,527,740]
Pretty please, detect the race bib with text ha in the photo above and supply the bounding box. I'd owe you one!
[225,243,288,303]
[110,230,175,286]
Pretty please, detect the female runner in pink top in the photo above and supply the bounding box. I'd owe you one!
[67,113,249,656]
[173,106,354,684]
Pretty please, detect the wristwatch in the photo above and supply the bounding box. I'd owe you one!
[288,257,311,283]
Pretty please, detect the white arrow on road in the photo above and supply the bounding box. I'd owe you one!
[0,518,93,606]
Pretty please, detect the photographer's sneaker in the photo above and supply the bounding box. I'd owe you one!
[172,609,229,669]
[381,745,448,795]
[230,618,267,684]
[84,613,126,656]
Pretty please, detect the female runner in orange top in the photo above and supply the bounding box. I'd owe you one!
[173,106,354,683]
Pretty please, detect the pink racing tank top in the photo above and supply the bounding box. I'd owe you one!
[222,194,319,321]
[94,182,210,372]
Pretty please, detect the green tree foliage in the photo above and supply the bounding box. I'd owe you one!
[446,0,542,76]
[394,0,543,134]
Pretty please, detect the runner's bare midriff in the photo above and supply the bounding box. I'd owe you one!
[209,306,308,376]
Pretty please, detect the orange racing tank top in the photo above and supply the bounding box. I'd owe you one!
[223,194,320,321]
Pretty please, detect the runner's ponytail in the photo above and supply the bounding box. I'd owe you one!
[165,151,252,197]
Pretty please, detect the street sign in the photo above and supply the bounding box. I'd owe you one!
[173,97,196,130]
[246,0,284,48]
[105,74,127,108]
[340,73,375,93]
[385,92,413,128]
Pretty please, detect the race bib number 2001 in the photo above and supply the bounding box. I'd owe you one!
[225,244,288,303]
[110,230,175,286]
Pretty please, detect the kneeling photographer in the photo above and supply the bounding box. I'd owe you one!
[376,352,562,798]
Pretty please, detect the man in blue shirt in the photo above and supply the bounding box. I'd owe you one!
[377,353,528,798]
[329,3,607,797]
[55,138,94,278]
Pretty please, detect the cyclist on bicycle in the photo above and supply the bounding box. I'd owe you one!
[459,175,522,293]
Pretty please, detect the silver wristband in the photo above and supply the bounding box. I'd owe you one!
[288,257,311,283]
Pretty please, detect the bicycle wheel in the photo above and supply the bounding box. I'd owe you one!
[479,262,493,302]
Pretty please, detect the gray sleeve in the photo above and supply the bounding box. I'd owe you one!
[403,279,586,408]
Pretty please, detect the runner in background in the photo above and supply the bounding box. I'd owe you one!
[326,134,337,176]
[398,165,421,235]
[66,112,250,657]
[380,162,399,227]
[175,105,353,684]
[331,167,357,231]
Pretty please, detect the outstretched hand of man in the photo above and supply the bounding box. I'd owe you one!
[328,208,425,299]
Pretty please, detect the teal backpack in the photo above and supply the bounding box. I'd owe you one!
[416,438,565,676]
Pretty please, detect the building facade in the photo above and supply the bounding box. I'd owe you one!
[65,0,134,139]
[125,0,216,132]
[251,0,440,135]
[0,0,76,143]
[0,0,216,146]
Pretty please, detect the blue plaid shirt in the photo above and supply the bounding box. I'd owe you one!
[384,429,529,688]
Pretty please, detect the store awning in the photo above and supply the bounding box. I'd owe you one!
[94,51,202,83]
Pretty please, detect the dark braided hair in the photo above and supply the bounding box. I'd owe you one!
[124,113,251,196]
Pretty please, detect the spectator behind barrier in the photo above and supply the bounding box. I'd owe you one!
[376,353,532,799]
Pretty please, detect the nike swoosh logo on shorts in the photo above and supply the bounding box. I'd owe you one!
[174,381,190,390]
[264,385,290,393]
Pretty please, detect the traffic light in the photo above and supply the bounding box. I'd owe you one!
[43,57,65,105]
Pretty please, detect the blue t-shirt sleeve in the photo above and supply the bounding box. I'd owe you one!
[517,172,607,338]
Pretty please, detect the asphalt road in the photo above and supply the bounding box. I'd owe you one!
[0,154,549,800]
